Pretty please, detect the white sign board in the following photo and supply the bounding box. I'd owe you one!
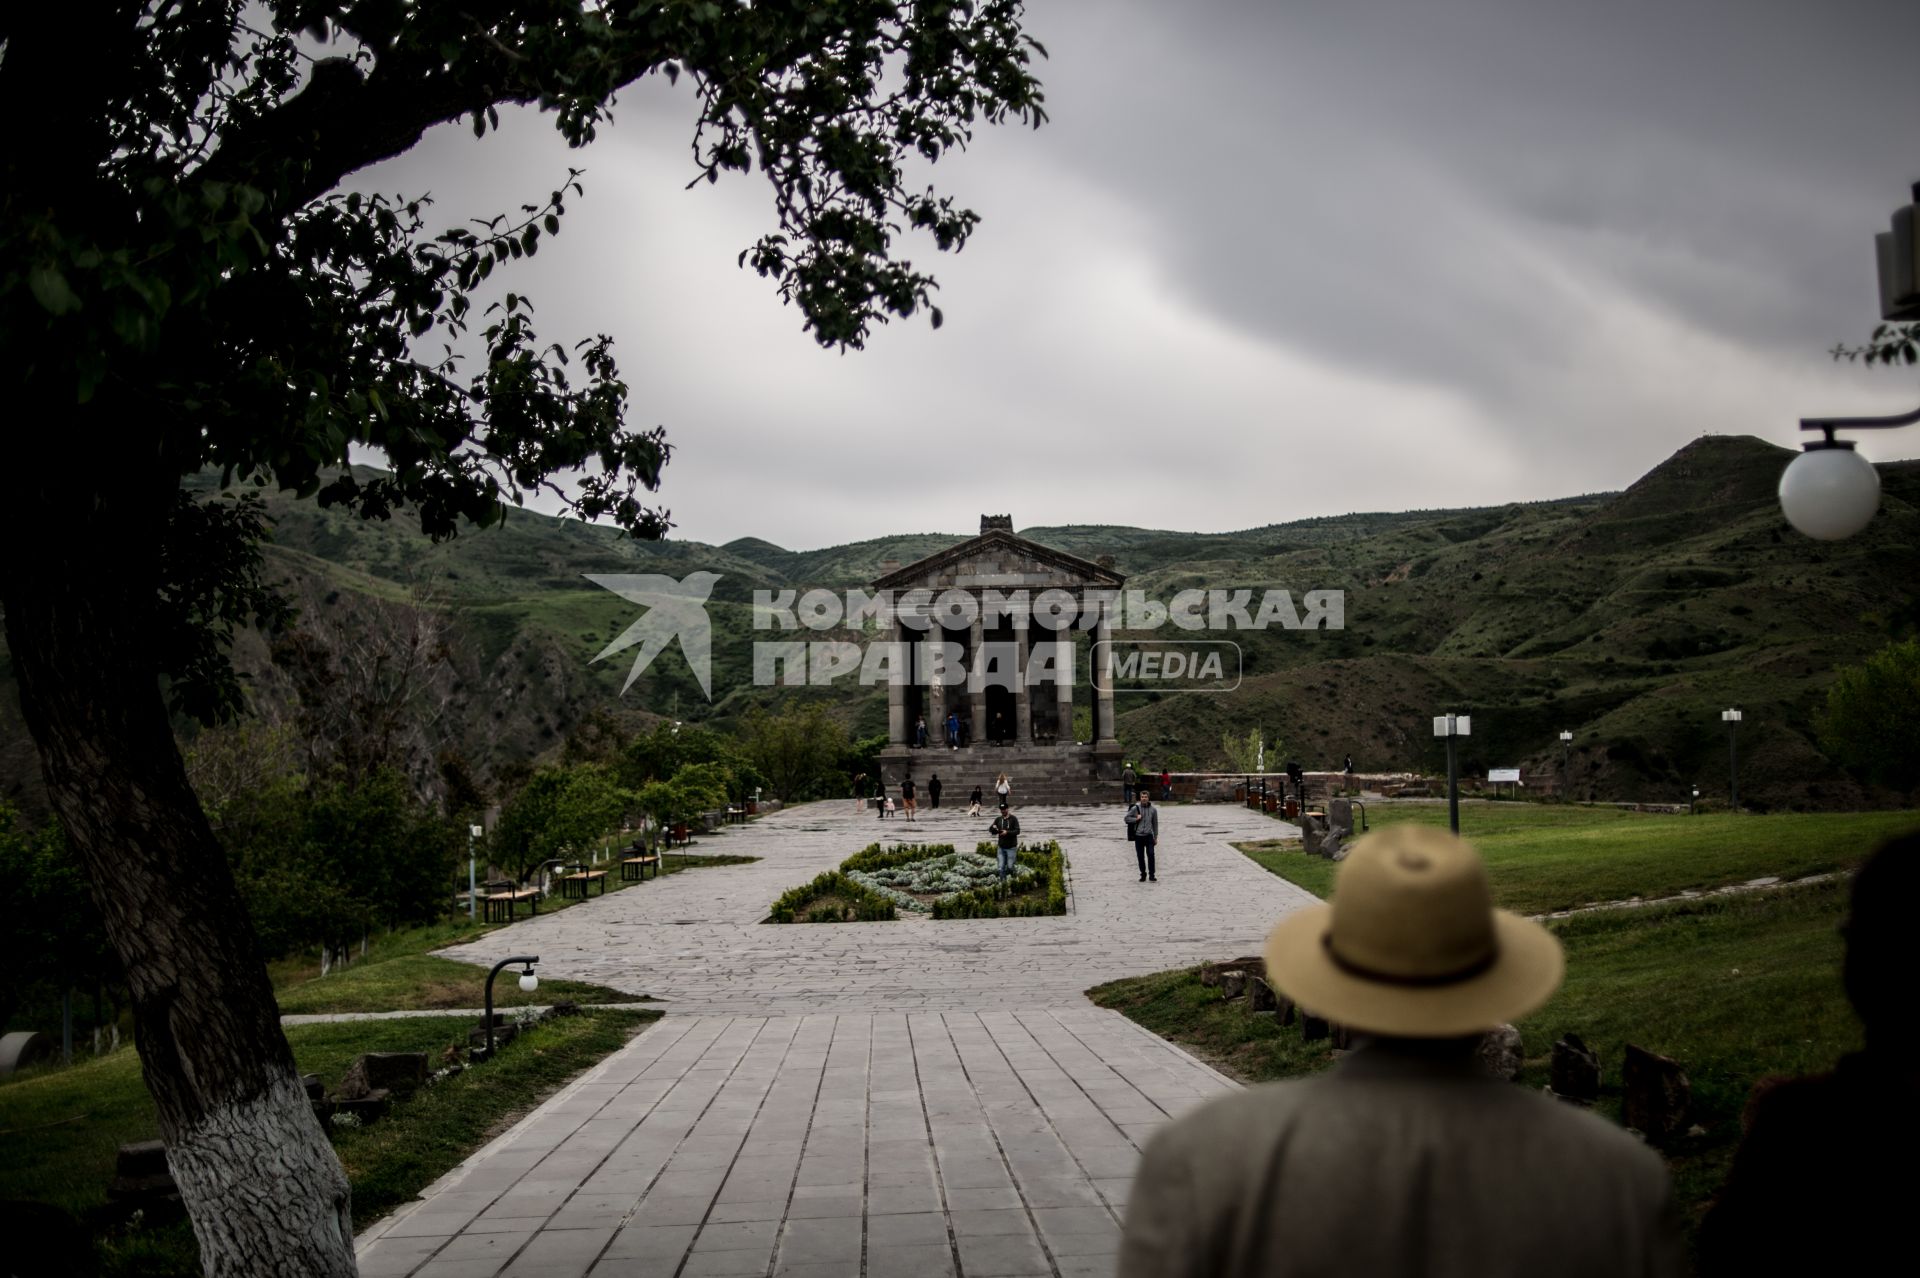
[1488,768,1522,784]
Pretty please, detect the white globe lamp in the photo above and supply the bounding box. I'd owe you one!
[1779,441,1881,540]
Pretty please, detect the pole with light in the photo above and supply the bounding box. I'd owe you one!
[467,823,484,920]
[1721,709,1742,812]
[481,955,539,1060]
[1778,182,1920,541]
[1433,713,1471,835]
[1558,730,1573,803]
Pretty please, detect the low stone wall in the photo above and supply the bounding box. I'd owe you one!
[1163,772,1424,803]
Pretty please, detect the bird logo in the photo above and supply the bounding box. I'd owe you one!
[585,572,721,698]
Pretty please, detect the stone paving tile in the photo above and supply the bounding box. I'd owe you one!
[360,801,1286,1276]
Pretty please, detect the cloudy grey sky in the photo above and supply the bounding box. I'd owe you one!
[355,0,1920,549]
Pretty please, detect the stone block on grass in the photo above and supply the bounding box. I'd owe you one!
[1622,1044,1690,1145]
[338,1051,429,1101]
[1550,1033,1601,1105]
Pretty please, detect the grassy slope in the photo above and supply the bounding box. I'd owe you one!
[1233,805,1916,913]
[0,1010,657,1275]
[271,853,756,1014]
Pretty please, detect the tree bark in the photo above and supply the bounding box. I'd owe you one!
[1,460,356,1276]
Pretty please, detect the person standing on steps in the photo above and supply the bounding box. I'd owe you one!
[968,784,983,816]
[946,709,960,749]
[1122,762,1138,804]
[901,772,917,821]
[1131,792,1159,882]
[928,773,943,810]
[915,715,928,748]
[995,771,1012,807]
[989,802,1021,882]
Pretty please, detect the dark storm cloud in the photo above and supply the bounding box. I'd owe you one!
[352,0,1920,548]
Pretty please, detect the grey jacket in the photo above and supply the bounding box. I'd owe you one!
[1119,1039,1682,1278]
[1129,803,1159,840]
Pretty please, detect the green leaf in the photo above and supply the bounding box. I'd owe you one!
[28,264,81,316]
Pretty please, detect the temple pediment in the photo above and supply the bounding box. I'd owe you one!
[871,522,1125,593]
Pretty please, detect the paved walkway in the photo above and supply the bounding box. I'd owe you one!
[357,801,1314,1276]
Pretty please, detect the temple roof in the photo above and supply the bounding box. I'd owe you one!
[871,520,1125,591]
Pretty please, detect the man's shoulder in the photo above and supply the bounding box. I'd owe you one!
[1145,1068,1666,1186]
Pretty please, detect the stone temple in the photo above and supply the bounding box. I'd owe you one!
[873,515,1126,805]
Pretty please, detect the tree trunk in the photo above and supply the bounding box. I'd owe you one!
[2,472,356,1276]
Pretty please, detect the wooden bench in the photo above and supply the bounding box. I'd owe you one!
[482,884,540,923]
[559,866,608,899]
[621,851,661,882]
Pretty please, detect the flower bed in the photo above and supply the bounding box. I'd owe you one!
[849,845,1034,913]
[932,842,1068,919]
[767,841,1069,922]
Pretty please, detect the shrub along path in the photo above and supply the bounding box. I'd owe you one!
[357,799,1311,1276]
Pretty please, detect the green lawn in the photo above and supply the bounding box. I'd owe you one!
[0,1009,658,1276]
[1090,874,1861,1248]
[270,852,756,1014]
[1235,805,1915,914]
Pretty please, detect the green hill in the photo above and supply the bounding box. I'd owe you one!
[3,436,1912,814]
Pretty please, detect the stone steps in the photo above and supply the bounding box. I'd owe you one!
[884,743,1119,806]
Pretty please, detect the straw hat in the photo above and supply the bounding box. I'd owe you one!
[1263,825,1563,1038]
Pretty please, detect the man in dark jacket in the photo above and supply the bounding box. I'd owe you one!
[989,803,1021,881]
[927,774,943,809]
[1129,793,1158,882]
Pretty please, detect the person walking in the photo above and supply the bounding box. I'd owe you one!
[927,773,943,810]
[1121,762,1138,804]
[946,709,961,749]
[853,772,867,814]
[995,771,1012,806]
[967,785,983,817]
[989,802,1021,883]
[1343,753,1355,794]
[1159,767,1172,801]
[901,773,917,821]
[1118,825,1682,1278]
[1130,792,1158,882]
[1697,832,1920,1275]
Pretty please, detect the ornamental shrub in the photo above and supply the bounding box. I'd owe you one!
[768,870,897,923]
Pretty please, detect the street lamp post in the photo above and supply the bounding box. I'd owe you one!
[467,823,484,919]
[1558,730,1573,803]
[1777,182,1920,539]
[481,955,539,1060]
[1721,709,1743,812]
[1433,713,1471,835]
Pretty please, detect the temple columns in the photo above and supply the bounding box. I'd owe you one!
[1014,618,1032,743]
[1094,612,1117,745]
[887,621,908,746]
